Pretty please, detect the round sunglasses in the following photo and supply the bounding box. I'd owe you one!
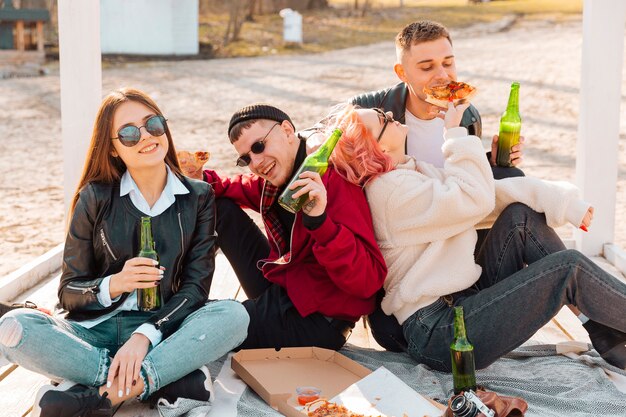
[236,122,279,167]
[112,115,168,147]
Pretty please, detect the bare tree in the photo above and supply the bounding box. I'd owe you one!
[306,0,327,9]
[224,0,246,45]
[246,0,257,21]
[353,0,370,16]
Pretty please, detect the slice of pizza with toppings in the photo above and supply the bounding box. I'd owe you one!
[306,400,384,417]
[177,150,211,179]
[423,81,477,108]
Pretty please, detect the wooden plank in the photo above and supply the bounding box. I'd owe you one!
[551,307,590,343]
[209,252,241,300]
[349,318,384,351]
[36,21,43,53]
[113,398,158,416]
[0,363,18,382]
[14,20,24,51]
[0,366,50,417]
[0,243,63,303]
[601,245,626,279]
[11,272,61,313]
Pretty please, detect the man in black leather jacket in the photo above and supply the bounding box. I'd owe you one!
[349,20,524,180]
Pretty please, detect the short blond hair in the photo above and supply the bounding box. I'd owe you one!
[395,20,452,60]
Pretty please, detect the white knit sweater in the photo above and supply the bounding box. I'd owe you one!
[365,127,590,324]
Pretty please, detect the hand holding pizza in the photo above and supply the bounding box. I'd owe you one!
[424,80,476,122]
[443,101,470,129]
[177,150,210,180]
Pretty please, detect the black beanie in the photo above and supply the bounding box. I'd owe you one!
[228,104,295,136]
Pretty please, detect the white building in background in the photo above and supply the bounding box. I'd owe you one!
[100,0,198,55]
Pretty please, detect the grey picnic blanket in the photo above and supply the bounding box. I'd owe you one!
[205,342,626,417]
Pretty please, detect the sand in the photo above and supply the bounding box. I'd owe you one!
[1,17,624,277]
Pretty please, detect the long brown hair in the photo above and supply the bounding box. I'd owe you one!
[69,87,183,219]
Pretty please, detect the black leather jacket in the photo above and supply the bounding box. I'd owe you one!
[60,175,216,338]
[350,82,482,138]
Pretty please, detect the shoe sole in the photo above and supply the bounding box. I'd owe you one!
[30,380,77,417]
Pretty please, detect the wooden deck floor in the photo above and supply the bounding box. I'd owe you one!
[0,254,623,417]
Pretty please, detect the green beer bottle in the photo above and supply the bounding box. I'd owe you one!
[496,82,522,167]
[278,129,342,213]
[137,216,161,312]
[450,306,477,394]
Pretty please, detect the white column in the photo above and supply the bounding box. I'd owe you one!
[58,0,102,215]
[576,0,625,256]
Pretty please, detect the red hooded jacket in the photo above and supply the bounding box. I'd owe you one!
[204,168,387,322]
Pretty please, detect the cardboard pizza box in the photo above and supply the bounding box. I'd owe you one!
[231,347,445,416]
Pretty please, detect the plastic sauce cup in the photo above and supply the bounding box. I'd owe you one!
[296,386,321,405]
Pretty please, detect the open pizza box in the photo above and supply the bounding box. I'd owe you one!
[231,347,445,416]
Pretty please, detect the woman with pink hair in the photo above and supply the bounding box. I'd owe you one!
[327,104,626,372]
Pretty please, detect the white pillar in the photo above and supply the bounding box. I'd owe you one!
[58,0,102,215]
[576,0,625,256]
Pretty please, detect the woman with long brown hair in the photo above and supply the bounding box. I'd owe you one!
[0,88,249,417]
[328,103,626,374]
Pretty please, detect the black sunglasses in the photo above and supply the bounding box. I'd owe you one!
[112,115,168,147]
[373,108,393,142]
[236,122,279,167]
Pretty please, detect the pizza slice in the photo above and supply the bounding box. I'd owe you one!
[306,400,383,417]
[423,81,477,108]
[177,150,210,179]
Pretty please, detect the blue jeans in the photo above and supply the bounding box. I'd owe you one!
[403,203,626,371]
[0,300,248,399]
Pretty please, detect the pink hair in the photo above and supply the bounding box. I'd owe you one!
[330,107,395,187]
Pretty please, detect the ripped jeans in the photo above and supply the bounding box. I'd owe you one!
[0,299,248,399]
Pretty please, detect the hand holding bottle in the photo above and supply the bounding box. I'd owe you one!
[496,82,522,167]
[490,135,525,167]
[288,171,327,217]
[278,129,342,213]
[110,257,163,299]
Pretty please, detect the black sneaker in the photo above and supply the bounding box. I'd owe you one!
[148,365,213,407]
[32,382,113,417]
[584,320,626,369]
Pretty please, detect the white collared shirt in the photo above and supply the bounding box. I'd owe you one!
[74,165,189,347]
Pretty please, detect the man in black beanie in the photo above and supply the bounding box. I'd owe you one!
[200,103,387,350]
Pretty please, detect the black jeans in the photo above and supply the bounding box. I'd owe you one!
[215,198,353,350]
[367,165,525,352]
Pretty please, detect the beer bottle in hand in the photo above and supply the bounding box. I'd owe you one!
[496,82,522,167]
[278,129,342,213]
[137,216,161,312]
[450,306,476,394]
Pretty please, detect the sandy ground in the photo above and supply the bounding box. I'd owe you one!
[0,17,625,277]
